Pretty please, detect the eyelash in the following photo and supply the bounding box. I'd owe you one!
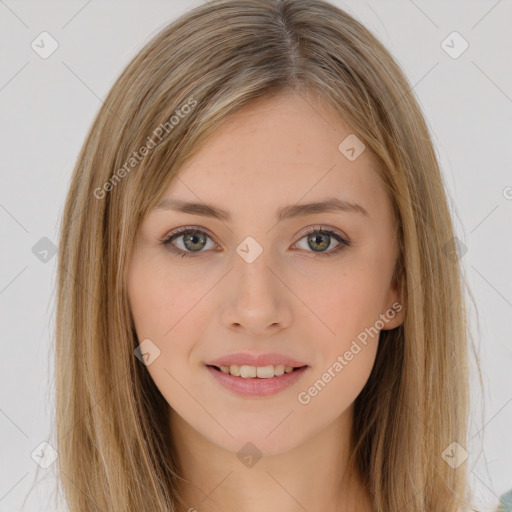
[160,225,350,260]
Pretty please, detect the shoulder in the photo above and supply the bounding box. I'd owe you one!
[459,488,512,512]
[496,487,512,512]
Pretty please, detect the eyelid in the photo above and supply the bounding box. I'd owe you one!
[296,224,349,243]
[160,225,216,243]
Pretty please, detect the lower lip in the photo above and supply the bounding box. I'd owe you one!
[205,365,309,397]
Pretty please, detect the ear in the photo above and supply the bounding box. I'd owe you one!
[380,267,404,330]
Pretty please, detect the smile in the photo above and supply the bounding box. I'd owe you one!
[205,364,309,397]
[209,364,304,378]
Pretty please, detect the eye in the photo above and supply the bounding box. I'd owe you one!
[161,225,350,259]
[161,226,217,259]
[293,226,350,258]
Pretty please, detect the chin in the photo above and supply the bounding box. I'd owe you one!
[203,417,307,459]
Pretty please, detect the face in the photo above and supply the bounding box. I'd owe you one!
[126,91,403,457]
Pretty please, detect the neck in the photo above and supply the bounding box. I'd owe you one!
[169,405,373,512]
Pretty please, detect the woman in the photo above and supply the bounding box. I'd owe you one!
[54,0,488,510]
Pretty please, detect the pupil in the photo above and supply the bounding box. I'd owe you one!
[309,233,329,251]
[184,231,206,251]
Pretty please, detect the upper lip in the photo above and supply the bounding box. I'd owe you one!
[205,352,308,368]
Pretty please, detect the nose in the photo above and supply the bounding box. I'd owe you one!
[219,248,293,337]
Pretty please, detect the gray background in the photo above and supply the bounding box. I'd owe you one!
[1,1,511,510]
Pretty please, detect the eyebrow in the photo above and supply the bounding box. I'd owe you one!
[153,197,369,222]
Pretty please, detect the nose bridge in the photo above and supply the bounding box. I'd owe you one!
[234,235,278,300]
[221,236,293,333]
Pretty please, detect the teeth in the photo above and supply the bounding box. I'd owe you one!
[218,364,297,378]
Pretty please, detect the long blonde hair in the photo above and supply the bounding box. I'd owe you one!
[52,0,481,510]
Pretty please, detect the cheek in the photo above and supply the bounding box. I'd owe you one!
[296,272,381,412]
[296,340,378,424]
[126,252,213,379]
[304,266,387,344]
[127,252,200,338]
[127,268,171,337]
[127,257,198,407]
[295,260,387,403]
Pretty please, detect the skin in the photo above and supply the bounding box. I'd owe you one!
[127,91,404,512]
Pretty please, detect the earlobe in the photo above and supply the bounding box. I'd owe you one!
[382,301,404,330]
[381,275,405,330]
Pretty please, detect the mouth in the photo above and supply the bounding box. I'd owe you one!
[206,364,308,379]
[205,363,309,397]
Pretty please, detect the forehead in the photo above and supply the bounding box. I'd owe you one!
[160,92,388,219]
